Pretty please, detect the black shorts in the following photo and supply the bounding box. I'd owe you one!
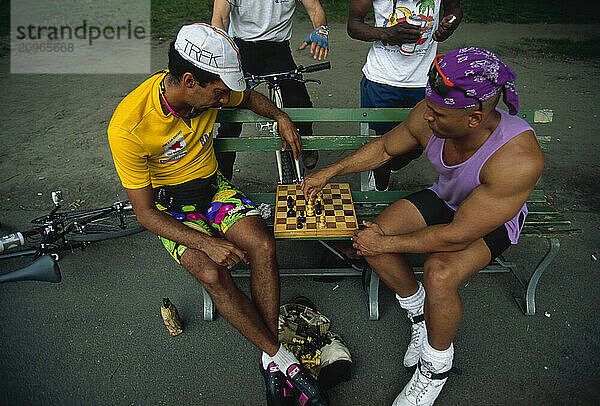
[404,189,513,260]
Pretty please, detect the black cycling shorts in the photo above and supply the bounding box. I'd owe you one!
[404,189,513,261]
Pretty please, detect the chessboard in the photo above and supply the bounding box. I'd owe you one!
[273,183,358,239]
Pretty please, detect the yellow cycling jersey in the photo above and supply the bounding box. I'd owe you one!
[107,71,244,189]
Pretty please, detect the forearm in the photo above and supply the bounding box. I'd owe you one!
[322,138,392,179]
[347,18,389,42]
[305,3,327,28]
[211,0,231,30]
[135,207,213,251]
[244,90,288,122]
[382,224,471,254]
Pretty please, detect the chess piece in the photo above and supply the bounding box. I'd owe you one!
[319,215,326,228]
[296,221,303,229]
[287,196,294,208]
[306,199,315,216]
[287,208,296,217]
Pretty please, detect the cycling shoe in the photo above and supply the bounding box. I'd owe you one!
[260,361,287,406]
[285,364,328,406]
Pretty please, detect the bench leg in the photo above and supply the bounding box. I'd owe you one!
[366,269,380,321]
[201,285,216,321]
[514,238,560,316]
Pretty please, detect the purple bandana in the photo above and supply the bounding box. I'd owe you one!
[426,47,519,115]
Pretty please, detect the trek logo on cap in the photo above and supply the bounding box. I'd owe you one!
[181,39,222,68]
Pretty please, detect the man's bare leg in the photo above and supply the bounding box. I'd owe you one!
[423,240,491,350]
[180,247,279,356]
[363,199,429,297]
[208,216,327,405]
[224,215,279,337]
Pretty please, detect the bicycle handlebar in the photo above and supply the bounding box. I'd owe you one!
[300,62,330,73]
[245,62,331,86]
[0,232,25,253]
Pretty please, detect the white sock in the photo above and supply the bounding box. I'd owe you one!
[396,281,425,317]
[421,339,454,374]
[271,344,300,375]
[261,352,272,370]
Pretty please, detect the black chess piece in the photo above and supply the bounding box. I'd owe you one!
[296,221,303,229]
[287,208,296,217]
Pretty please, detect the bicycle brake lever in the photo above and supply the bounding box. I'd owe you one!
[51,191,63,207]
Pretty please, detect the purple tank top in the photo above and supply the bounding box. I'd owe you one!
[425,109,534,244]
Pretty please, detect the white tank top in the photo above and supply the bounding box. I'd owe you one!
[227,0,296,42]
[362,0,441,88]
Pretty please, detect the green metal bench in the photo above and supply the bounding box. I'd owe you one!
[203,108,580,321]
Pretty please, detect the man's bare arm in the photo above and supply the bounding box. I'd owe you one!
[347,0,419,44]
[301,102,430,200]
[238,90,302,159]
[354,131,544,255]
[300,0,329,60]
[301,0,327,28]
[126,186,248,266]
[433,0,462,42]
[211,0,231,31]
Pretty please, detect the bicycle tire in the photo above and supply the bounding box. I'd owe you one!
[280,149,297,184]
[64,209,144,242]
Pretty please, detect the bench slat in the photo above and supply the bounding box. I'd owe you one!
[214,134,550,152]
[216,108,553,124]
[247,190,551,206]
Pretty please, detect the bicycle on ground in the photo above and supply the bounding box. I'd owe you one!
[0,191,144,283]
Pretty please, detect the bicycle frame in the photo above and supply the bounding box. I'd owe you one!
[245,62,330,184]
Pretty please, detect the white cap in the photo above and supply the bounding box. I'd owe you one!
[174,23,246,92]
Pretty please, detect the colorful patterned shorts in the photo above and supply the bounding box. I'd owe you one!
[155,172,260,264]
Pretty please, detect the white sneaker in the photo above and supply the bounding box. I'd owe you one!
[367,170,377,191]
[392,361,449,406]
[366,170,389,192]
[404,313,426,368]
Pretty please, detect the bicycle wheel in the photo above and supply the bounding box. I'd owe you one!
[64,209,144,242]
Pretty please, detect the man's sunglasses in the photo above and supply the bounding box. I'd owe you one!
[428,55,483,112]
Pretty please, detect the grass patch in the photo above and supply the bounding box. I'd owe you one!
[151,0,213,40]
[459,0,595,24]
[502,37,600,60]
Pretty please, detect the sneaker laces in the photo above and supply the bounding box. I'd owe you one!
[409,322,424,348]
[407,314,426,349]
[406,363,448,403]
